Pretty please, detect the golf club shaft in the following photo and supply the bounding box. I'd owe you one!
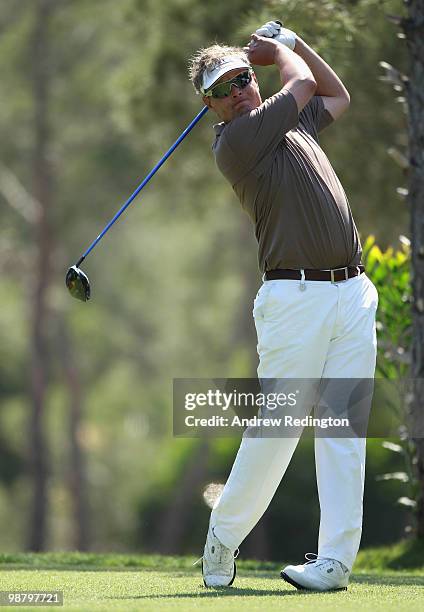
[76,105,209,267]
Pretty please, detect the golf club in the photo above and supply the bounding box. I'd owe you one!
[66,105,209,302]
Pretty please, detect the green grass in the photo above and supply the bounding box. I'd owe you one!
[0,540,423,611]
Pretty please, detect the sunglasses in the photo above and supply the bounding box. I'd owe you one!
[204,70,253,99]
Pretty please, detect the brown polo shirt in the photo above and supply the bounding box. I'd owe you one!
[212,91,362,272]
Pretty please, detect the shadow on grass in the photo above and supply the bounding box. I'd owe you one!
[107,586,351,600]
[105,575,424,601]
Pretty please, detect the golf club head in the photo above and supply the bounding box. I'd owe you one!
[66,265,91,302]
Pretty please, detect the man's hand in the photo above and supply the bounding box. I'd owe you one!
[244,33,280,66]
[255,20,296,51]
[245,32,316,112]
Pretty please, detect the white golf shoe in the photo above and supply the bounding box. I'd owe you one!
[200,526,238,587]
[281,553,350,591]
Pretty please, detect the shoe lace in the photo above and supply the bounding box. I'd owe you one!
[304,552,344,572]
[192,547,239,567]
[304,552,318,564]
[304,552,328,568]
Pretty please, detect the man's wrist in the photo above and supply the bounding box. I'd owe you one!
[271,39,284,64]
[273,43,294,65]
[292,36,304,54]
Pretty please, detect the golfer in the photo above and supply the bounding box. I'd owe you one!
[188,21,378,591]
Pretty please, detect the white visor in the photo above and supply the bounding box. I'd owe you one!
[200,55,251,94]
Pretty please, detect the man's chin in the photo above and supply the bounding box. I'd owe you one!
[233,105,251,118]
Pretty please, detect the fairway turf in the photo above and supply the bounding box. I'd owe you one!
[0,549,422,611]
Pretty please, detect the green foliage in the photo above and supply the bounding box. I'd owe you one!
[364,236,418,533]
[355,538,424,570]
[246,0,357,61]
[363,234,412,379]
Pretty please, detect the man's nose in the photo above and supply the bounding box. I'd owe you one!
[230,83,242,97]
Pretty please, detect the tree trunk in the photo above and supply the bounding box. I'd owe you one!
[27,0,55,552]
[404,0,424,538]
[58,320,90,551]
[155,441,209,554]
[243,519,270,560]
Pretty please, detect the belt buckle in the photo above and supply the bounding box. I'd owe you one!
[330,266,349,284]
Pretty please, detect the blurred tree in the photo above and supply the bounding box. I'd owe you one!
[56,318,90,550]
[155,440,209,554]
[402,0,424,539]
[374,0,424,541]
[27,0,56,552]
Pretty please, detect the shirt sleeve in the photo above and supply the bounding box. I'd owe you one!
[218,89,299,179]
[298,96,334,142]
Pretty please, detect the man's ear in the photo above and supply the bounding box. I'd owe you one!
[202,96,212,109]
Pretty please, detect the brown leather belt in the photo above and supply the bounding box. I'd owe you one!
[265,265,365,283]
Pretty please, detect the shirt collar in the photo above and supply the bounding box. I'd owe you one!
[213,122,225,137]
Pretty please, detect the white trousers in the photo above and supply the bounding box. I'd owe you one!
[210,273,378,571]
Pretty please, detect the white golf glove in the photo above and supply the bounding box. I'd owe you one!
[255,20,296,51]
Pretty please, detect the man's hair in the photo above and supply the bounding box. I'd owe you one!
[188,44,250,94]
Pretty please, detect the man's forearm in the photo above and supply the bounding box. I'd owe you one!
[293,37,349,99]
[274,44,316,88]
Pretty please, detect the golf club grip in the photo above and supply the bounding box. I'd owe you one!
[79,106,209,261]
